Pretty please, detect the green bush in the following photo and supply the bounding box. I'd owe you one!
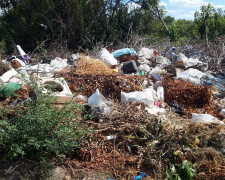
[0,82,89,161]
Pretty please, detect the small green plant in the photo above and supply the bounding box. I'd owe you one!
[165,160,196,180]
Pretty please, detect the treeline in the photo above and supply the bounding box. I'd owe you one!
[0,1,225,54]
[168,3,225,42]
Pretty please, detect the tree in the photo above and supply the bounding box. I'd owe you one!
[164,15,175,25]
[129,0,170,34]
[194,3,215,44]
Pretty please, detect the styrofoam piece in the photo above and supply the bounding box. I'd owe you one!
[16,45,26,56]
[0,68,17,83]
[38,78,73,103]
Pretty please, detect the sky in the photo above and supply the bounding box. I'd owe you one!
[159,0,225,20]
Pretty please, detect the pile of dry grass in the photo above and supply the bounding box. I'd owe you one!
[74,56,118,75]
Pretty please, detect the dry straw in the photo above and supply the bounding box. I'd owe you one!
[75,56,118,75]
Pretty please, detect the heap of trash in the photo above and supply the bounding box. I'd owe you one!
[1,44,225,179]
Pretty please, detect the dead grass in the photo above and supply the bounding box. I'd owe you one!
[75,55,118,76]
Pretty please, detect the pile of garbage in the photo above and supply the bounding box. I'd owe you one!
[1,44,225,179]
[1,44,225,125]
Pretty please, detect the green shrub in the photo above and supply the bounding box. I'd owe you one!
[0,81,89,161]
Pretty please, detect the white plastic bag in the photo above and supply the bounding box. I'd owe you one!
[139,64,151,72]
[121,86,157,107]
[88,89,112,106]
[99,48,118,66]
[50,58,68,71]
[177,53,204,68]
[138,48,157,60]
[176,68,206,85]
[192,113,224,125]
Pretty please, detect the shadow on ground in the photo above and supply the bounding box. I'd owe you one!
[0,158,41,180]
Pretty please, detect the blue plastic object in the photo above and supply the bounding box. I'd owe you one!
[184,46,194,50]
[132,172,148,180]
[111,48,136,58]
[152,72,161,81]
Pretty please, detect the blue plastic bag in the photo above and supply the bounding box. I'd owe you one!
[111,48,136,58]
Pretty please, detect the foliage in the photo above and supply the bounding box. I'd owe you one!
[0,80,89,161]
[165,160,196,180]
[164,16,175,25]
[0,0,169,53]
[169,23,180,42]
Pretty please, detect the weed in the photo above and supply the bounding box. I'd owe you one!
[165,160,196,180]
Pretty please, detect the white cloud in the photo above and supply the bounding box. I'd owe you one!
[159,1,167,7]
[214,5,225,9]
[176,13,194,20]
[169,0,208,8]
[167,9,184,14]
[127,2,140,12]
[175,11,196,20]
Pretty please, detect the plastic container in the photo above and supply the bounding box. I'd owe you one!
[152,72,161,81]
[122,60,138,73]
[139,70,144,77]
[157,86,164,101]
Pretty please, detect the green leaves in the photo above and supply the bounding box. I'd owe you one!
[0,84,89,161]
[165,160,196,180]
